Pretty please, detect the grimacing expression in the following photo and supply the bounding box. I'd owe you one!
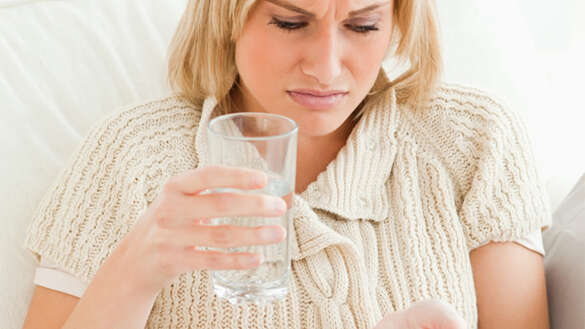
[235,0,394,138]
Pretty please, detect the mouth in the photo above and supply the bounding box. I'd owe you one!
[286,89,348,110]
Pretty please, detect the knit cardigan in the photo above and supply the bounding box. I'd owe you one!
[24,83,551,329]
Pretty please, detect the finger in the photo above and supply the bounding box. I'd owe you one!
[373,311,408,329]
[193,218,211,225]
[407,300,466,329]
[432,315,467,329]
[177,224,286,248]
[192,191,287,219]
[166,165,267,195]
[160,192,287,227]
[184,249,263,270]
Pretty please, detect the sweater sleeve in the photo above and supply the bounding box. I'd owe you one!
[23,107,149,284]
[457,98,552,251]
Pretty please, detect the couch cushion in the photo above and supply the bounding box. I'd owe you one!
[544,173,585,329]
[0,1,186,327]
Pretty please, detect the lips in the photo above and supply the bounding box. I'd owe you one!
[287,89,348,110]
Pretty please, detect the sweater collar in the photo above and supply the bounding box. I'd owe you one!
[195,89,399,222]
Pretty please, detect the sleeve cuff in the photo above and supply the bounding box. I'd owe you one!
[475,229,545,256]
[34,257,88,298]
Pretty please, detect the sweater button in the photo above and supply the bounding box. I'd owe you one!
[359,196,368,208]
[310,185,321,197]
[367,136,377,151]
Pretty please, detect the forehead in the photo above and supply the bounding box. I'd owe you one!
[263,0,392,19]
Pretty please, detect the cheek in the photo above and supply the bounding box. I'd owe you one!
[350,39,389,83]
[346,23,393,88]
[236,28,295,90]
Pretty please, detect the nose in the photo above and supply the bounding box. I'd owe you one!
[300,27,342,86]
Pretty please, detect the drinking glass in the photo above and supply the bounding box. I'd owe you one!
[205,112,298,304]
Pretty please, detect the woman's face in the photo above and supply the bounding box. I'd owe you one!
[235,0,394,138]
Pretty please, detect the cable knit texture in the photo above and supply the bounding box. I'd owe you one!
[24,83,551,329]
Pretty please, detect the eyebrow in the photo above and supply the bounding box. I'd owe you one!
[265,0,390,18]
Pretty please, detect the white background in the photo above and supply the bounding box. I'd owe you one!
[438,0,585,208]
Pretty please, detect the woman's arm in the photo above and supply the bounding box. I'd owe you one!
[470,241,550,329]
[22,241,161,329]
[22,166,286,329]
[22,286,79,329]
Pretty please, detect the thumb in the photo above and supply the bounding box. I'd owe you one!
[405,300,467,329]
[374,309,409,329]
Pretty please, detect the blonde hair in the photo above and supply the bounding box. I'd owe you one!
[168,0,442,112]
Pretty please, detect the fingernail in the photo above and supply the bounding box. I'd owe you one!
[260,227,284,242]
[250,173,267,187]
[198,218,211,225]
[244,254,262,266]
[273,198,287,213]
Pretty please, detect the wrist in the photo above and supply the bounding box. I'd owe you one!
[104,235,162,299]
[62,252,160,329]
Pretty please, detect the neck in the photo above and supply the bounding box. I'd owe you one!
[230,85,357,193]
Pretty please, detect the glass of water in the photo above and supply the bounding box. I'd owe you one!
[205,112,298,304]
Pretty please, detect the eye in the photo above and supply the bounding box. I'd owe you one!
[269,18,308,31]
[345,24,379,34]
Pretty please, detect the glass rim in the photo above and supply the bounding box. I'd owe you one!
[207,112,298,141]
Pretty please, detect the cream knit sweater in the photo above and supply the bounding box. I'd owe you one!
[24,84,551,329]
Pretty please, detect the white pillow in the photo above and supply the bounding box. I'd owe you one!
[544,172,585,329]
[0,1,186,328]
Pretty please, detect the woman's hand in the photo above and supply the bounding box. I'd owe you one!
[103,165,288,295]
[374,300,467,329]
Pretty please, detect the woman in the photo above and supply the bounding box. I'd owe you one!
[22,0,551,328]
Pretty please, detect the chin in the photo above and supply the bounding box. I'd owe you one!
[273,100,352,137]
[295,118,345,137]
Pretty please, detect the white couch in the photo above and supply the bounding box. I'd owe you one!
[1,1,583,328]
[0,0,186,326]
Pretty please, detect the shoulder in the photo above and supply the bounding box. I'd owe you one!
[403,81,529,148]
[399,82,526,154]
[397,82,534,193]
[429,82,530,152]
[411,82,520,133]
[68,95,204,182]
[78,95,203,161]
[93,95,202,139]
